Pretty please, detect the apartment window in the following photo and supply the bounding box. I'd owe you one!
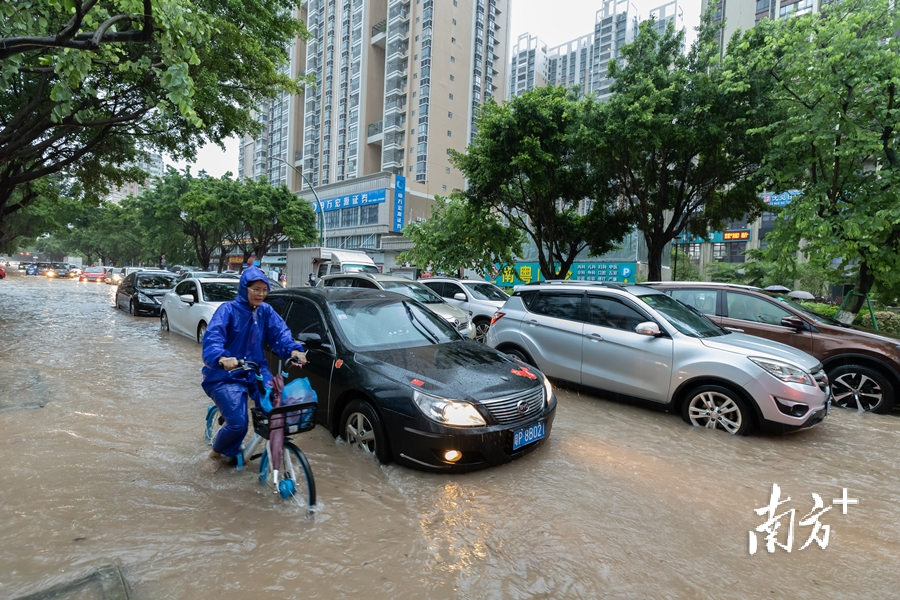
[445,167,451,173]
[449,93,453,100]
[410,166,414,171]
[450,56,455,63]
[415,35,419,41]
[452,19,457,25]
[411,110,416,116]
[447,130,452,136]
[415,54,418,60]
[450,75,454,82]
[448,111,453,118]
[416,17,420,22]
[453,0,457,5]
[442,185,447,191]
[712,243,727,262]
[361,204,379,225]
[451,37,456,44]
[414,73,418,79]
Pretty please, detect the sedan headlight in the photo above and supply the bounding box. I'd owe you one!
[749,357,815,386]
[137,292,153,304]
[542,375,554,406]
[413,390,486,426]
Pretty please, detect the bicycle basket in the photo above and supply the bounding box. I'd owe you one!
[251,402,317,439]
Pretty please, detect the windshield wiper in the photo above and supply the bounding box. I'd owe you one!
[402,301,440,344]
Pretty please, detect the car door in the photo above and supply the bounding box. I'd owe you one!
[117,273,135,309]
[174,280,199,336]
[518,291,585,383]
[168,281,190,335]
[722,291,813,354]
[277,298,336,427]
[580,294,674,402]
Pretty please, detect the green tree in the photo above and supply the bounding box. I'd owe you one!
[590,11,775,281]
[731,0,900,322]
[399,193,524,276]
[450,86,634,280]
[1,0,309,242]
[670,247,700,281]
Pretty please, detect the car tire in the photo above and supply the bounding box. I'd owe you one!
[128,300,135,316]
[160,311,169,331]
[473,318,491,344]
[682,384,753,435]
[828,364,895,414]
[503,347,535,367]
[197,321,207,344]
[340,399,391,464]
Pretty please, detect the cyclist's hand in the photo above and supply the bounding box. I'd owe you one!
[219,357,239,370]
[290,350,308,366]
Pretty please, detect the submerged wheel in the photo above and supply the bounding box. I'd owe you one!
[160,311,170,331]
[682,385,753,436]
[473,319,491,343]
[259,441,316,506]
[128,300,136,316]
[340,399,391,464]
[205,406,224,446]
[829,364,894,414]
[197,321,207,344]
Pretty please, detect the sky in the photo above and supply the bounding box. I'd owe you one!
[169,0,701,177]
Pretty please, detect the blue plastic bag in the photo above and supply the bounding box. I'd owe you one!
[282,377,318,427]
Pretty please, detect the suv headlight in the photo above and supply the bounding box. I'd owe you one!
[749,357,814,386]
[413,390,486,426]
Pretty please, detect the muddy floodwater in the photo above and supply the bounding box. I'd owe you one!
[1,275,899,599]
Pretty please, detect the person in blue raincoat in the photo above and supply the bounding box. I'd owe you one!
[201,266,307,469]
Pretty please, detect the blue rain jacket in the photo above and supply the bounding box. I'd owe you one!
[201,267,304,399]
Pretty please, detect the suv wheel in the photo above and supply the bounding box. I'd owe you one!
[502,347,535,367]
[682,385,752,435]
[473,318,491,343]
[829,364,894,413]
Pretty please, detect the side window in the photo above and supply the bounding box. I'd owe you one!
[317,263,329,278]
[266,296,291,318]
[528,293,583,321]
[354,279,379,289]
[670,289,717,315]
[422,281,444,296]
[329,264,341,274]
[185,281,198,302]
[324,277,355,288]
[445,283,465,299]
[284,299,327,339]
[175,281,190,295]
[588,295,647,332]
[726,292,791,325]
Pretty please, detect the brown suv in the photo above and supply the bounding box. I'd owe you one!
[644,281,900,414]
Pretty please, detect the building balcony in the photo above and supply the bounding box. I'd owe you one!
[371,19,387,47]
[367,120,384,144]
[384,97,407,115]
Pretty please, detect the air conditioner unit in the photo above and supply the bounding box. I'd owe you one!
[415,217,425,222]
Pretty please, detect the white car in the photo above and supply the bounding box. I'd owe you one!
[160,277,238,343]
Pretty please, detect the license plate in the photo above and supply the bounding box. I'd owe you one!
[513,421,545,451]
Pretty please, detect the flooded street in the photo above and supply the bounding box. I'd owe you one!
[2,275,899,599]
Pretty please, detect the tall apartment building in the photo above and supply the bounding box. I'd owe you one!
[238,0,511,273]
[509,0,685,101]
[105,152,165,204]
[705,0,822,53]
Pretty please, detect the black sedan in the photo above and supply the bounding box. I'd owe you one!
[264,288,557,473]
[116,271,178,316]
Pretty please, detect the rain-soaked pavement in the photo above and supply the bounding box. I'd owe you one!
[1,274,899,599]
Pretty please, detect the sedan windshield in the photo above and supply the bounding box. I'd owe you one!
[638,293,726,338]
[201,281,239,302]
[463,282,510,302]
[329,298,459,350]
[137,274,177,289]
[380,280,444,304]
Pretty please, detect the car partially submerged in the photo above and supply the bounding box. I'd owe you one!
[263,287,557,473]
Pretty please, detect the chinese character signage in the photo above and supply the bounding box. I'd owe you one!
[486,262,638,286]
[313,188,388,212]
[677,230,753,244]
[723,229,751,241]
[761,190,801,207]
[393,176,406,233]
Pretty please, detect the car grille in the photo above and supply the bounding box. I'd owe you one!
[480,387,544,425]
[457,320,469,332]
[812,368,830,397]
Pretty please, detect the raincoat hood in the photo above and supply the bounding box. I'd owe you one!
[238,266,269,304]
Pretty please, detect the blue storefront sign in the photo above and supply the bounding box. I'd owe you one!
[314,188,388,212]
[761,190,801,207]
[393,176,406,233]
[487,261,639,286]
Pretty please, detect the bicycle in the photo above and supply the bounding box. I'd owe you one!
[204,359,317,506]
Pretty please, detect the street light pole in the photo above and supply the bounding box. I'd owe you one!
[271,155,326,247]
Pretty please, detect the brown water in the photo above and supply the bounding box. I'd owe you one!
[1,275,899,599]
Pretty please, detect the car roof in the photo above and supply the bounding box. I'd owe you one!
[269,286,407,303]
[419,277,497,285]
[320,272,416,283]
[642,281,762,291]
[514,280,666,297]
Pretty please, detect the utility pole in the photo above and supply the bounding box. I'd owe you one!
[270,156,326,247]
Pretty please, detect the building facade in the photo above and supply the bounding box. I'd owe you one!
[705,0,825,54]
[105,152,165,204]
[238,0,511,273]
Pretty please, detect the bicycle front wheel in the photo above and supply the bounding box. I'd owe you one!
[259,441,316,506]
[205,406,224,446]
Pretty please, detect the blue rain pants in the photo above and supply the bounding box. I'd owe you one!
[210,382,255,457]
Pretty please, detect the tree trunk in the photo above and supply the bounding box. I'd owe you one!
[646,236,665,282]
[835,262,875,324]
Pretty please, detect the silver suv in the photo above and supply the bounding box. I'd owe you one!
[419,278,510,342]
[485,282,831,435]
[318,273,475,338]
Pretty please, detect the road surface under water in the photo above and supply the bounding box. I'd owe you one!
[1,275,899,599]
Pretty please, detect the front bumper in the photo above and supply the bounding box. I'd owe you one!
[133,298,162,316]
[385,394,558,473]
[744,369,830,434]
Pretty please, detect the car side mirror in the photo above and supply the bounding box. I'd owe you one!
[781,316,805,331]
[296,332,323,348]
[635,321,662,337]
[179,294,194,305]
[453,292,467,301]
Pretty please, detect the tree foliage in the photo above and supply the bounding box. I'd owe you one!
[589,11,775,281]
[728,0,900,322]
[449,86,634,280]
[0,0,309,243]
[399,193,524,276]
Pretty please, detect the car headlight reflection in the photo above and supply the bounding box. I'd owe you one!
[749,357,815,386]
[542,374,554,406]
[413,390,486,426]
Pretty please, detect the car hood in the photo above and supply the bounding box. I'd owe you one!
[816,320,900,343]
[700,332,821,370]
[355,342,542,402]
[423,302,468,322]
